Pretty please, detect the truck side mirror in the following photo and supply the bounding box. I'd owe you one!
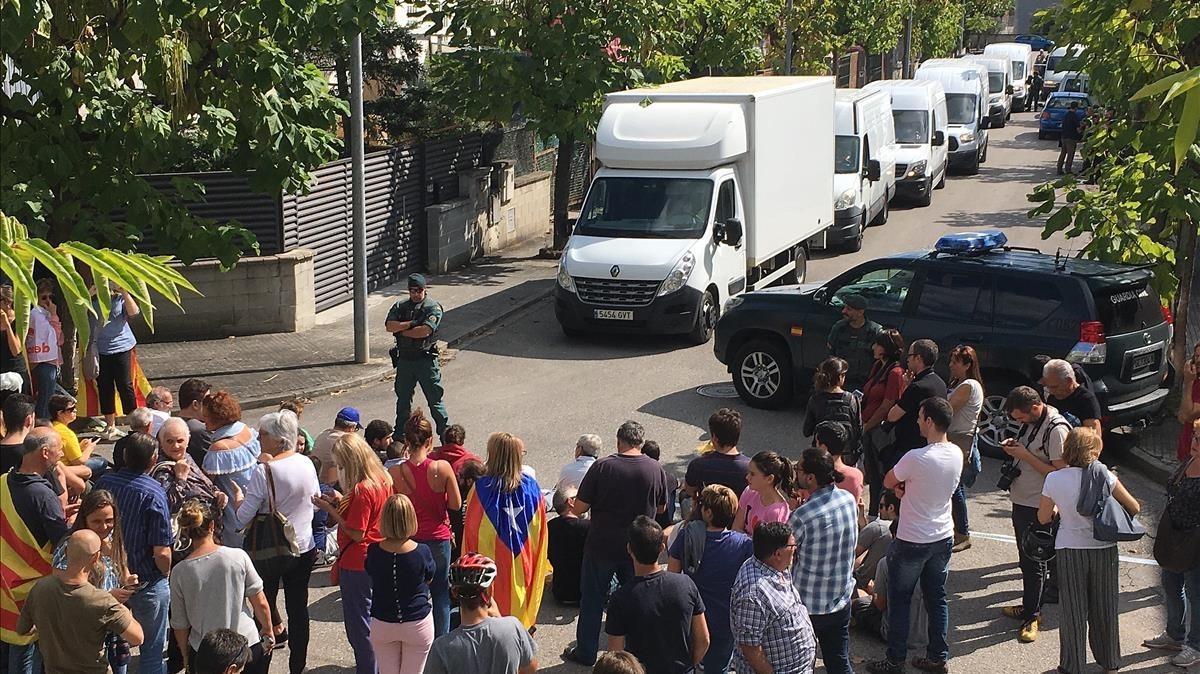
[865,159,882,182]
[932,130,945,147]
[980,116,991,130]
[723,218,743,247]
[1006,84,1014,95]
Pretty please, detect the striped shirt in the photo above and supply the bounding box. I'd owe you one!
[730,558,816,674]
[788,483,858,614]
[96,470,173,582]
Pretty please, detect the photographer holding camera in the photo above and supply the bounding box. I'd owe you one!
[998,386,1070,644]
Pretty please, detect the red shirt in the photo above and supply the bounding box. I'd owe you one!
[429,444,483,476]
[337,480,390,571]
[862,361,905,422]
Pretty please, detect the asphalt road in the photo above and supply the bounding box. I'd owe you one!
[268,114,1179,673]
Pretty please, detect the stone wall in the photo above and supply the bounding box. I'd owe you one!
[133,249,316,342]
[426,163,551,274]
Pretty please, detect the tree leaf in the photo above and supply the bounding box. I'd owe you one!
[1175,88,1200,171]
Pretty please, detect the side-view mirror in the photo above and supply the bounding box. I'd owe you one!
[932,130,945,147]
[865,159,882,182]
[814,286,829,304]
[1006,84,1014,95]
[723,218,744,247]
[980,116,991,130]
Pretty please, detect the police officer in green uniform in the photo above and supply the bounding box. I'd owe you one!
[827,293,882,392]
[386,273,450,436]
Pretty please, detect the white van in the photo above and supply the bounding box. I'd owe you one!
[1057,71,1091,94]
[983,42,1034,111]
[916,60,990,173]
[962,55,1012,127]
[1044,44,1086,96]
[863,79,948,207]
[832,89,897,251]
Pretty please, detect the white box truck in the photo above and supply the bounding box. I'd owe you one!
[555,76,834,343]
[833,89,896,252]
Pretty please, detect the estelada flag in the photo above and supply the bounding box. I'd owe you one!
[462,474,551,628]
[1,473,54,645]
[75,344,151,418]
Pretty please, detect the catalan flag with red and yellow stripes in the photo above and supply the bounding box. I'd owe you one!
[462,474,551,628]
[0,473,54,645]
[75,345,152,418]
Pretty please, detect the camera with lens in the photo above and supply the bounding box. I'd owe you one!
[997,459,1022,491]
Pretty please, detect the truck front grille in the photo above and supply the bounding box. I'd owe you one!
[895,163,908,177]
[575,277,661,307]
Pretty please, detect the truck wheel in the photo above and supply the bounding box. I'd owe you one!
[687,289,719,345]
[845,213,865,252]
[935,169,946,189]
[732,339,794,409]
[560,323,585,339]
[977,377,1022,459]
[995,116,1006,129]
[916,181,932,207]
[780,244,807,284]
[966,152,980,175]
[871,198,889,226]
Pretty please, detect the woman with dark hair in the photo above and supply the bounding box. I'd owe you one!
[51,489,137,674]
[803,357,862,451]
[388,409,461,637]
[201,390,260,548]
[860,328,906,517]
[733,451,794,536]
[947,345,985,553]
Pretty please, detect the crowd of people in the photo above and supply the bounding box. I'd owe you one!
[1,275,1199,674]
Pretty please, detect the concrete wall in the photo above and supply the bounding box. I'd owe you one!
[134,250,316,342]
[426,163,551,274]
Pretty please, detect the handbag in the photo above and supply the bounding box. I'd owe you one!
[243,464,300,569]
[1085,466,1145,543]
[1154,460,1200,572]
[83,341,100,381]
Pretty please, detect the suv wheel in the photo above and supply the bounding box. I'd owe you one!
[977,387,1022,459]
[733,339,794,409]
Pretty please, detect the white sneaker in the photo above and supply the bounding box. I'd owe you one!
[1174,646,1200,667]
[1145,631,1185,651]
[101,426,127,441]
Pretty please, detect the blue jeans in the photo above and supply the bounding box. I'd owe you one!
[339,569,375,674]
[702,628,736,674]
[3,641,42,674]
[416,538,452,637]
[950,484,969,536]
[86,453,112,482]
[574,556,634,664]
[1163,566,1200,650]
[127,576,169,674]
[31,362,58,420]
[810,603,854,674]
[886,537,952,664]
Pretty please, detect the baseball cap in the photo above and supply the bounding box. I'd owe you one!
[408,273,427,290]
[842,294,868,310]
[335,407,362,429]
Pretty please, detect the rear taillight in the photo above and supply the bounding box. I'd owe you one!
[1067,320,1107,364]
[1040,111,1050,120]
[1161,305,1173,325]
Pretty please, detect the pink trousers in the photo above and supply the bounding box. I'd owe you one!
[368,614,435,674]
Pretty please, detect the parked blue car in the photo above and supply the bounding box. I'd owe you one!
[1038,92,1094,139]
[1016,34,1055,52]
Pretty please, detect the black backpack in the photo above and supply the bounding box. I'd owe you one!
[821,392,863,459]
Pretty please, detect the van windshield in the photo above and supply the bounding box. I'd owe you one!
[893,110,929,144]
[988,73,1005,94]
[835,136,859,173]
[1047,55,1063,71]
[946,94,977,124]
[576,177,713,239]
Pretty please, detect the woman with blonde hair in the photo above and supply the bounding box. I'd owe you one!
[314,433,392,674]
[461,431,550,628]
[388,409,460,637]
[365,494,436,674]
[1038,427,1141,674]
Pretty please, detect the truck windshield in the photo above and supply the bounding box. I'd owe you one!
[835,136,859,173]
[988,73,1005,94]
[893,110,929,144]
[576,177,713,239]
[946,94,977,125]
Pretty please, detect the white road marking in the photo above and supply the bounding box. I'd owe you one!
[969,530,1159,566]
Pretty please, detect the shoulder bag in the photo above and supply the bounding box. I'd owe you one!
[243,464,300,571]
[1083,465,1146,543]
[1154,460,1200,572]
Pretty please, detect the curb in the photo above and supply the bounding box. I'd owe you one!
[1120,444,1176,484]
[238,285,553,411]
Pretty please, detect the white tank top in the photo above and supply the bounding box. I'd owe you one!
[25,307,60,364]
[948,379,983,435]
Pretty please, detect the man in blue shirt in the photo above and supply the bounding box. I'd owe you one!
[96,433,173,674]
[1058,101,1082,175]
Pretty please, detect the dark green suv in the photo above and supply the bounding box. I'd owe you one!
[713,232,1172,454]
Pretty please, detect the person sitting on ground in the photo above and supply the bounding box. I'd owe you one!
[144,386,173,438]
[548,486,590,606]
[593,651,647,674]
[732,451,794,536]
[112,407,153,471]
[607,516,709,674]
[641,440,678,528]
[851,509,929,653]
[18,530,144,674]
[49,393,106,483]
[667,484,753,674]
[816,420,864,503]
[312,407,362,484]
[557,433,600,492]
[431,424,482,477]
[424,553,538,674]
[730,521,817,673]
[854,490,899,592]
[365,419,398,465]
[191,629,251,674]
[683,409,750,518]
[279,398,315,455]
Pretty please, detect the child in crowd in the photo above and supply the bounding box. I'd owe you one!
[280,398,315,455]
[309,455,339,565]
[547,486,589,605]
[451,459,486,557]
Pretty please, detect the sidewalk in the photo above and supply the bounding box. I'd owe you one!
[136,239,558,411]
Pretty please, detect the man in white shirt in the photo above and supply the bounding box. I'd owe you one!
[145,386,174,438]
[557,434,601,491]
[866,397,961,674]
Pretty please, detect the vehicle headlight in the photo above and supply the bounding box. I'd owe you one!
[834,187,857,210]
[906,160,927,178]
[959,132,975,143]
[724,295,745,313]
[989,94,1001,103]
[557,261,575,293]
[657,251,695,297]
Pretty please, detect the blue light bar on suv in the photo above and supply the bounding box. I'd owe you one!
[934,231,1009,254]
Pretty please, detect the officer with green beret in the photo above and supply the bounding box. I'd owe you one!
[827,293,882,392]
[385,273,449,436]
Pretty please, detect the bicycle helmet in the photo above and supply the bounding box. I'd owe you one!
[450,553,498,593]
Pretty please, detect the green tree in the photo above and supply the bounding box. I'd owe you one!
[965,0,1013,34]
[673,0,774,77]
[422,0,685,249]
[1027,0,1199,371]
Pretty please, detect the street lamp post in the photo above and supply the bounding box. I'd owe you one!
[350,32,368,364]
